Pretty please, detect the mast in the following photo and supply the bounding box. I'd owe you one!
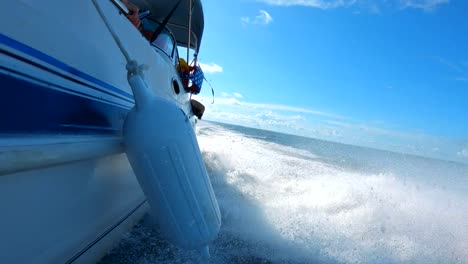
[186,0,192,63]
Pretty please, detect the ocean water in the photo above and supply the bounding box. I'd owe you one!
[100,121,468,264]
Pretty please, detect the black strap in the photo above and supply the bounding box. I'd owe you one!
[203,76,215,104]
[150,0,183,43]
[211,84,214,104]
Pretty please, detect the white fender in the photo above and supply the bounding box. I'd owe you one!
[123,71,221,254]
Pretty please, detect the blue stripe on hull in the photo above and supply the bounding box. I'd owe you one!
[0,71,130,135]
[0,33,134,101]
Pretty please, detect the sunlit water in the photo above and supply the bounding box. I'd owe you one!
[100,121,468,264]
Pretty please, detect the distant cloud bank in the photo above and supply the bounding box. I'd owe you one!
[192,94,467,164]
[241,10,273,25]
[211,96,344,119]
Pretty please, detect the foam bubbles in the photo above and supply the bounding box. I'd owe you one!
[101,122,468,264]
[196,122,468,264]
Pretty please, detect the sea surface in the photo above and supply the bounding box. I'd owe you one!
[100,121,468,264]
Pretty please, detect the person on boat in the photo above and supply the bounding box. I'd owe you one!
[122,0,154,40]
[178,57,204,94]
[122,0,141,28]
[122,0,204,94]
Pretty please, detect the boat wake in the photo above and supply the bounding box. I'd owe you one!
[101,121,468,264]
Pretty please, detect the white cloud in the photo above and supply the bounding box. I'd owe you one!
[432,56,463,73]
[198,62,223,74]
[454,77,468,83]
[401,0,449,11]
[192,95,343,134]
[258,0,356,9]
[219,92,244,98]
[209,97,343,119]
[241,10,273,25]
[258,0,449,11]
[255,111,305,128]
[321,120,468,163]
[325,120,434,142]
[241,17,251,24]
[192,94,467,163]
[205,109,307,134]
[458,149,468,158]
[432,56,468,84]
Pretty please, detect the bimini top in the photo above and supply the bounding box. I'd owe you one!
[133,0,204,52]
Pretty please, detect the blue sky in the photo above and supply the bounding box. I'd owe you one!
[192,0,468,163]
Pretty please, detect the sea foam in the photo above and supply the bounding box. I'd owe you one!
[196,121,468,264]
[101,121,468,264]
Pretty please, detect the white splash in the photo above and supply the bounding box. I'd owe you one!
[196,122,468,264]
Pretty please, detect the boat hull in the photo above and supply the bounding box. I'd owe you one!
[0,0,197,262]
[0,152,147,263]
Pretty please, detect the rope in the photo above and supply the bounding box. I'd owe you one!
[93,0,150,111]
[149,0,182,43]
[92,0,132,64]
[92,0,149,78]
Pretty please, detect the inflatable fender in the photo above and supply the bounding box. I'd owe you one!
[123,74,221,253]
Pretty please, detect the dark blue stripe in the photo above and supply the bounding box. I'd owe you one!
[0,66,131,109]
[0,71,129,135]
[1,66,132,110]
[0,33,134,100]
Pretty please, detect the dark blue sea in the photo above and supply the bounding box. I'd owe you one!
[100,121,468,264]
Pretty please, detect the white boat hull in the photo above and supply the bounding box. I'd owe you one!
[0,0,205,262]
[0,152,147,263]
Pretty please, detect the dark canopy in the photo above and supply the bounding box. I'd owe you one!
[133,0,204,52]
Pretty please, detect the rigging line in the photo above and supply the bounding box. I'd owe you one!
[187,0,192,63]
[203,76,215,104]
[150,0,183,43]
[92,0,132,63]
